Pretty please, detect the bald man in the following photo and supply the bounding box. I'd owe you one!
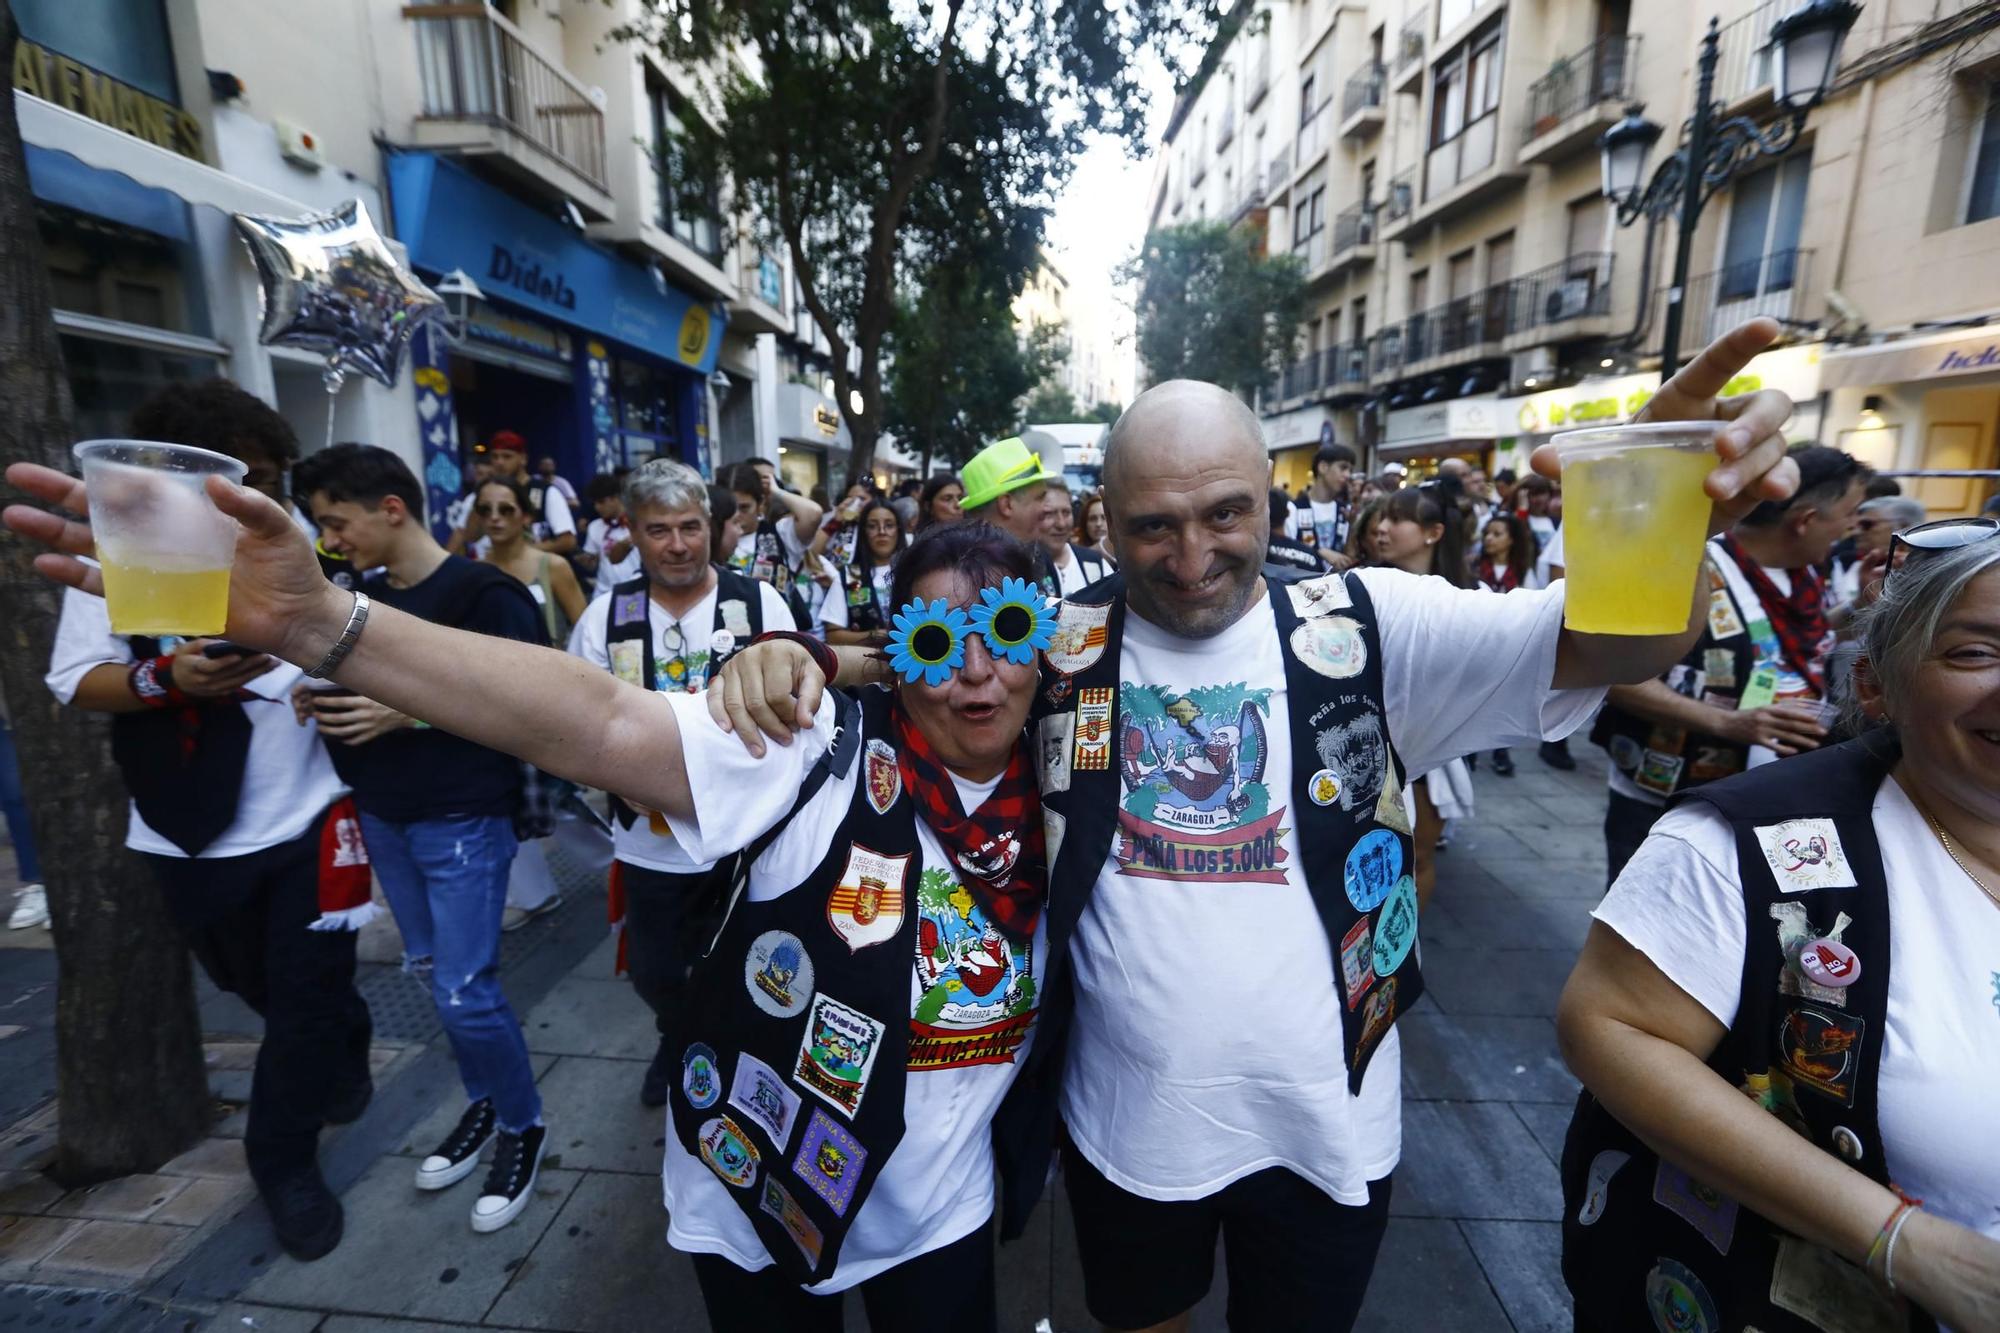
[704,323,1806,1332]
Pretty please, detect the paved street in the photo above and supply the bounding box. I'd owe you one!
[0,744,1612,1331]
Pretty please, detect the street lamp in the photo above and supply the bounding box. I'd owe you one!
[1599,0,1861,376]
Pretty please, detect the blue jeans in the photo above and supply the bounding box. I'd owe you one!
[0,723,42,884]
[360,812,542,1133]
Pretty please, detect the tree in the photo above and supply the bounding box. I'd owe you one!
[1021,379,1079,426]
[0,0,212,1184]
[1085,400,1124,425]
[883,266,1039,475]
[1123,219,1308,398]
[620,0,1218,489]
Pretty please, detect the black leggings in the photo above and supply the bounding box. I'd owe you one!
[689,1214,996,1333]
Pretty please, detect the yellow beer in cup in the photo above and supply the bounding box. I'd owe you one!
[1553,422,1718,635]
[73,440,247,637]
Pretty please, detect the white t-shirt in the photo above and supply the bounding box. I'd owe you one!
[821,562,896,633]
[1048,545,1101,600]
[1595,781,2000,1261]
[45,584,347,859]
[536,484,577,543]
[1533,521,1563,587]
[731,512,809,580]
[1061,570,1603,1206]
[659,691,1046,1292]
[567,579,793,873]
[1286,496,1348,552]
[583,516,643,588]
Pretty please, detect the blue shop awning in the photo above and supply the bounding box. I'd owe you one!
[387,151,726,376]
[26,141,190,240]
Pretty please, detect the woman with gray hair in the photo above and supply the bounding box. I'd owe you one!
[1556,528,2000,1330]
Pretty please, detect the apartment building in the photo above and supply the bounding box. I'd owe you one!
[1146,0,2000,511]
[14,0,882,525]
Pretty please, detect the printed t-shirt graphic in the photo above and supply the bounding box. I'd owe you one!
[909,867,1036,1070]
[1114,681,1287,883]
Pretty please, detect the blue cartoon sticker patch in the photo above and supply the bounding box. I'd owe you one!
[1371,873,1419,977]
[1344,829,1403,912]
[681,1042,719,1110]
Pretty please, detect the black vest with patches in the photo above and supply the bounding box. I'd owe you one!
[839,560,893,636]
[601,567,763,831]
[670,687,924,1285]
[1591,549,1761,799]
[993,570,1419,1239]
[1561,734,1930,1333]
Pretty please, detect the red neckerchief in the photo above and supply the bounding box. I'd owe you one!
[890,700,1045,941]
[1476,557,1519,592]
[1718,532,1831,694]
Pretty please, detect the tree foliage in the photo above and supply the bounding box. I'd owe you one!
[1021,378,1079,425]
[883,266,1037,472]
[1085,399,1124,424]
[1123,220,1307,397]
[619,0,1219,486]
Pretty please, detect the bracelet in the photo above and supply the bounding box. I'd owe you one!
[127,655,188,708]
[1865,1189,1923,1292]
[751,629,837,683]
[307,591,370,680]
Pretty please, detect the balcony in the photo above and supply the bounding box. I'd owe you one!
[1232,169,1268,221]
[1502,253,1617,351]
[1267,156,1293,198]
[1368,255,1618,386]
[1294,102,1332,176]
[1377,166,1418,242]
[1339,64,1386,139]
[1657,248,1813,364]
[1521,34,1641,164]
[1325,341,1370,392]
[1282,350,1325,400]
[1329,202,1377,272]
[1217,104,1237,150]
[406,3,610,212]
[1248,42,1273,109]
[1371,325,1405,380]
[1292,226,1331,279]
[1393,16,1426,94]
[1418,111,1527,230]
[1714,0,1785,109]
[727,242,789,336]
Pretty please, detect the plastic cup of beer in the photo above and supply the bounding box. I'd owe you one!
[73,440,247,636]
[1553,421,1718,635]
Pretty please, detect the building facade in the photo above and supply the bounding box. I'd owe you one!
[1145,0,2000,510]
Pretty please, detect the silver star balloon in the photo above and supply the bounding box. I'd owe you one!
[233,199,444,389]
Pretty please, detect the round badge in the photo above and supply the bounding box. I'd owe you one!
[697,1114,760,1189]
[681,1042,720,1109]
[1309,768,1342,807]
[710,628,736,656]
[1796,937,1860,989]
[1371,873,1420,977]
[1343,828,1404,912]
[744,930,814,1018]
[1831,1125,1864,1163]
[1289,615,1367,681]
[1645,1258,1719,1333]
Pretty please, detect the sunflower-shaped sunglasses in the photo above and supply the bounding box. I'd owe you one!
[887,577,1057,685]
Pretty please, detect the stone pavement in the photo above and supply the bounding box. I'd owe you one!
[0,745,1616,1331]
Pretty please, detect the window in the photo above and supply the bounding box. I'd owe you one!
[1438,0,1477,36]
[1719,151,1810,300]
[1294,180,1327,248]
[1968,80,2000,225]
[1410,267,1429,313]
[1351,296,1368,344]
[16,0,178,101]
[1300,74,1318,124]
[650,83,722,264]
[1432,22,1503,146]
[1486,231,1515,285]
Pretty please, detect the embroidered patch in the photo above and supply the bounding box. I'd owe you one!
[719,598,752,638]
[1037,712,1075,795]
[1344,829,1404,912]
[793,994,885,1118]
[759,1175,824,1268]
[1755,819,1858,891]
[826,845,908,953]
[681,1043,720,1110]
[1286,573,1352,619]
[1314,711,1387,813]
[1634,749,1686,796]
[744,930,814,1018]
[1374,766,1413,835]
[1653,1161,1739,1255]
[863,739,902,815]
[1770,904,1854,1008]
[1308,768,1342,807]
[1707,587,1746,639]
[1043,601,1110,675]
[1339,917,1376,1011]
[792,1108,867,1217]
[1357,976,1398,1053]
[728,1052,802,1147]
[1073,688,1114,771]
[697,1114,760,1188]
[1778,1004,1865,1106]
[1290,615,1367,680]
[607,638,644,687]
[1769,1236,1903,1333]
[1043,674,1074,710]
[1608,734,1643,772]
[613,589,647,627]
[1576,1149,1629,1226]
[1646,1258,1720,1333]
[1702,648,1738,689]
[1371,872,1419,978]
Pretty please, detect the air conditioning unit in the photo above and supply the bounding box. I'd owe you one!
[1545,276,1594,321]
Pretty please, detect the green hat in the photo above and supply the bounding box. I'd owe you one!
[960,436,1058,511]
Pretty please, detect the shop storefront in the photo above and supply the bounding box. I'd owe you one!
[771,380,848,494]
[386,152,727,529]
[1378,398,1509,477]
[1820,324,2000,515]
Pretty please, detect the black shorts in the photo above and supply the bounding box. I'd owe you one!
[1063,1149,1393,1332]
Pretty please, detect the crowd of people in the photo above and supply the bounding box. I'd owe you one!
[4,313,1998,1331]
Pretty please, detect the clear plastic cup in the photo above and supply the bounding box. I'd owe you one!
[1553,422,1718,635]
[73,440,247,636]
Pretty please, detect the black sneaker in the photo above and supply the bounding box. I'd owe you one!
[415,1098,495,1191]
[1539,739,1577,771]
[640,1038,673,1108]
[325,1076,374,1126]
[263,1167,343,1261]
[1491,748,1515,777]
[471,1122,546,1233]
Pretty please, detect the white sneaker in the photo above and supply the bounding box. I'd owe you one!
[8,885,48,931]
[470,1122,546,1233]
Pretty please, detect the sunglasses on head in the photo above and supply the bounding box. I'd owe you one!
[1889,516,1999,570]
[476,502,521,517]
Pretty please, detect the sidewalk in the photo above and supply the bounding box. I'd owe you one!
[0,745,1612,1330]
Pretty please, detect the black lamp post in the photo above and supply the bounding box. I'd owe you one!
[1599,0,1861,377]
